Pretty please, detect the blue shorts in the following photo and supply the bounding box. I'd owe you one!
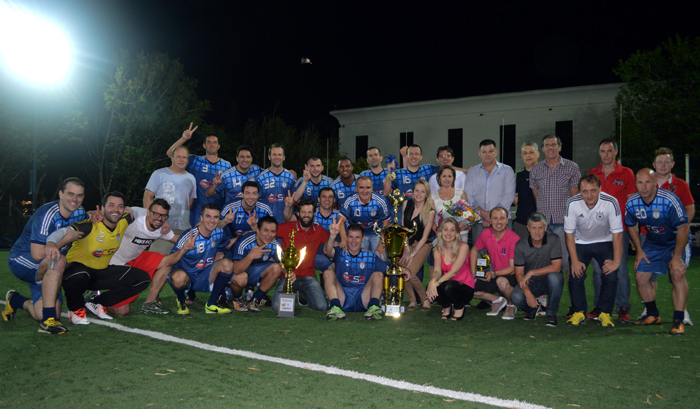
[8,253,63,304]
[341,286,367,312]
[246,262,276,286]
[169,263,215,293]
[638,243,691,282]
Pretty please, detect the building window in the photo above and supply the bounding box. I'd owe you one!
[355,135,368,161]
[555,120,574,160]
[447,128,463,168]
[399,132,414,168]
[499,124,516,169]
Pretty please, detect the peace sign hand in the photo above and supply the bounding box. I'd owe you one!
[213,171,222,186]
[222,210,235,225]
[329,215,341,236]
[284,190,295,208]
[247,209,258,229]
[182,122,198,140]
[302,165,311,181]
[184,231,198,251]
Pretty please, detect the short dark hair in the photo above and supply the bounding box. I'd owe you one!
[204,134,219,143]
[489,206,508,219]
[347,223,364,236]
[338,157,352,167]
[367,146,381,155]
[149,198,171,212]
[237,145,253,157]
[654,147,674,161]
[307,157,322,165]
[269,143,284,155]
[598,138,618,151]
[479,139,497,149]
[319,187,335,198]
[102,191,125,208]
[436,146,454,158]
[297,198,317,213]
[257,215,278,230]
[60,177,84,192]
[242,181,260,194]
[201,203,221,216]
[579,174,601,189]
[407,144,422,155]
[541,134,561,147]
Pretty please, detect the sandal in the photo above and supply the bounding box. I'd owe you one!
[407,302,417,311]
[441,307,452,319]
[451,308,465,321]
[421,300,431,311]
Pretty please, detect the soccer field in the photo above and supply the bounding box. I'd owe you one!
[1,250,698,409]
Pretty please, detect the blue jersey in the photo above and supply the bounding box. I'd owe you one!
[10,201,87,257]
[228,231,281,266]
[340,193,393,236]
[360,168,388,194]
[293,175,333,202]
[391,165,439,198]
[221,199,272,237]
[333,247,388,288]
[256,168,296,223]
[331,174,360,208]
[170,226,229,274]
[625,189,689,249]
[216,164,262,205]
[186,155,232,226]
[314,209,340,234]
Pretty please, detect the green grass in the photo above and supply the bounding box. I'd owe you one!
[1,250,699,409]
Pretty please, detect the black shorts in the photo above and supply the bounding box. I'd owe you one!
[473,274,518,294]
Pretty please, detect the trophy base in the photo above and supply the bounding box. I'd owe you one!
[381,304,405,318]
[276,292,296,318]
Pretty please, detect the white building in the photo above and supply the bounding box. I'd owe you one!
[330,83,621,173]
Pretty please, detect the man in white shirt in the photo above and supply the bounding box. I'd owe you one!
[564,174,623,328]
[429,146,467,193]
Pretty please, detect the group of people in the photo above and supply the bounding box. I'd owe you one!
[3,124,694,337]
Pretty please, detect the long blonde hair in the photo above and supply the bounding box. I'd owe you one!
[412,179,433,224]
[436,217,461,261]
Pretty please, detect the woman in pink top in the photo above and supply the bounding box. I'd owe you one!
[426,217,475,320]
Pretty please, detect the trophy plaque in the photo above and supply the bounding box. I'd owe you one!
[475,254,491,280]
[275,230,306,318]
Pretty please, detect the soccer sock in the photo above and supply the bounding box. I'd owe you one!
[368,298,380,308]
[9,293,29,310]
[253,289,267,303]
[42,306,56,321]
[644,300,659,316]
[171,283,187,303]
[673,310,684,322]
[330,298,341,308]
[208,273,232,306]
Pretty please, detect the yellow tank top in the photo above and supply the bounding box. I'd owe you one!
[66,217,130,269]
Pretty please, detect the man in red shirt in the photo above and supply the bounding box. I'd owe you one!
[586,138,636,323]
[271,198,330,312]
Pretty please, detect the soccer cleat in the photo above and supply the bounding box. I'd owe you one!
[523,305,541,321]
[669,320,685,335]
[247,299,261,313]
[545,315,557,327]
[85,300,113,320]
[2,290,19,321]
[486,297,508,316]
[216,296,231,310]
[586,307,601,321]
[633,314,661,326]
[69,308,90,325]
[502,305,517,320]
[38,318,68,335]
[618,307,631,323]
[364,305,385,320]
[537,295,548,308]
[598,312,614,328]
[326,306,346,321]
[683,310,693,326]
[205,303,232,314]
[231,298,248,312]
[177,301,190,315]
[258,295,272,307]
[567,311,586,326]
[141,301,171,315]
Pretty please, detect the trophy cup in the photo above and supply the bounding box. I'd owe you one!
[475,254,491,280]
[275,230,306,318]
[373,189,417,318]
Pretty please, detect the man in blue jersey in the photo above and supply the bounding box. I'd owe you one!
[625,168,691,335]
[323,222,387,321]
[292,157,333,202]
[167,203,235,315]
[166,123,231,226]
[340,176,392,252]
[383,144,439,199]
[4,178,88,334]
[220,181,272,239]
[229,216,286,312]
[360,147,388,194]
[331,158,360,208]
[256,144,296,224]
[207,145,262,205]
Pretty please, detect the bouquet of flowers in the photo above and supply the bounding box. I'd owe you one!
[442,200,482,230]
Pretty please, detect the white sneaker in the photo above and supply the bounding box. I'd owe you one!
[502,305,517,320]
[684,310,693,326]
[537,295,548,308]
[85,301,113,320]
[486,297,508,316]
[69,308,90,325]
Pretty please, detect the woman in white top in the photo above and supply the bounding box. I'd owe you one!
[432,165,469,241]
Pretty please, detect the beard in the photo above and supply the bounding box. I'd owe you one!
[299,217,313,228]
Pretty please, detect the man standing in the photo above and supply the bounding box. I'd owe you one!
[331,158,360,208]
[360,147,389,194]
[207,145,262,205]
[564,175,623,328]
[586,138,636,323]
[4,178,88,334]
[429,146,467,193]
[292,157,333,203]
[513,142,540,239]
[220,181,272,238]
[653,147,695,223]
[529,134,581,274]
[167,123,231,226]
[383,144,439,199]
[340,176,392,252]
[510,212,564,327]
[256,144,296,224]
[464,139,516,243]
[626,169,691,335]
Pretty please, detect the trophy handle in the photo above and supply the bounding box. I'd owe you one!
[374,220,387,249]
[405,220,418,243]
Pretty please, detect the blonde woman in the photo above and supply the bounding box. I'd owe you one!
[399,180,435,311]
[426,217,475,320]
[432,165,469,241]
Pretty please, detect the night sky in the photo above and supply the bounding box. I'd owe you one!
[5,1,700,131]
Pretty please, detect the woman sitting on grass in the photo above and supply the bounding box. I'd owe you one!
[399,180,435,311]
[426,217,474,321]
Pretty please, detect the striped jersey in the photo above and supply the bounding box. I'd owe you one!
[625,189,689,248]
[186,155,231,226]
[330,174,360,208]
[220,199,272,237]
[216,164,262,205]
[293,175,334,202]
[333,247,388,288]
[228,231,281,266]
[564,191,623,244]
[256,168,296,223]
[170,226,229,274]
[10,200,87,257]
[314,208,341,234]
[390,165,439,198]
[360,168,389,194]
[340,193,393,236]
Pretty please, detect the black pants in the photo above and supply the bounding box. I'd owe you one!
[436,280,474,310]
[62,263,150,311]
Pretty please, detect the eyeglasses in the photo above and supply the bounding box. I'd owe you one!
[150,210,169,220]
[439,155,452,159]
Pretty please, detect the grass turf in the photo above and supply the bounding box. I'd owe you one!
[1,250,698,409]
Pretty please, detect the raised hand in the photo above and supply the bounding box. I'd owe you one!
[160,221,172,235]
[284,190,294,208]
[247,209,258,229]
[329,215,341,236]
[302,165,311,181]
[250,246,271,260]
[182,122,198,140]
[222,210,235,225]
[184,231,198,251]
[89,205,104,224]
[213,171,222,186]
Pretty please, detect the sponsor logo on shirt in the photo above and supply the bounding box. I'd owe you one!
[132,237,154,246]
[343,272,366,284]
[200,179,213,188]
[613,179,625,186]
[92,248,116,258]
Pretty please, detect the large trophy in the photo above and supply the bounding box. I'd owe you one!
[373,189,417,318]
[275,230,306,318]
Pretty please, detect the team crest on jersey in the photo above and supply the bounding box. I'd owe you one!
[282,181,287,188]
[210,239,216,248]
[116,233,121,242]
[669,185,677,193]
[262,252,270,261]
[653,209,660,219]
[370,209,376,217]
[360,261,365,270]
[595,212,605,221]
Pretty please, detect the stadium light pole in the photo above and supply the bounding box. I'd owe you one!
[0,5,73,212]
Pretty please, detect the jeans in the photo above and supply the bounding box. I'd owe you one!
[511,272,564,316]
[362,235,381,252]
[271,276,327,312]
[546,223,569,271]
[591,231,630,311]
[570,242,618,314]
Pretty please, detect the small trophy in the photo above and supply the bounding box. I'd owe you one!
[374,189,416,318]
[475,254,491,280]
[275,230,306,318]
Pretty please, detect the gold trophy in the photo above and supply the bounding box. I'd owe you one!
[475,254,491,280]
[373,189,416,318]
[275,230,306,318]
